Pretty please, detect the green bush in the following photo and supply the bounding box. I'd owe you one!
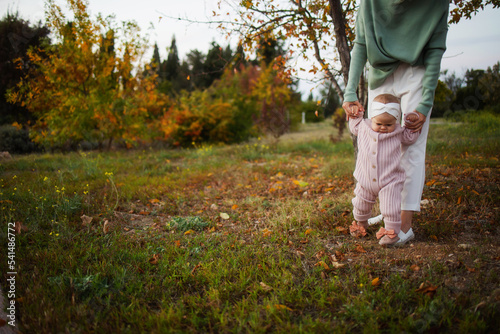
[0,125,42,154]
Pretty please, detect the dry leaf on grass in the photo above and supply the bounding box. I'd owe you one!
[315,261,330,270]
[14,221,27,234]
[260,282,273,291]
[416,281,438,297]
[330,261,345,269]
[335,226,348,235]
[355,245,367,253]
[371,277,381,286]
[80,215,93,226]
[149,254,159,265]
[266,304,293,311]
[103,220,112,234]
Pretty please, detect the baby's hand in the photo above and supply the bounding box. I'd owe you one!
[343,101,364,119]
[404,112,419,125]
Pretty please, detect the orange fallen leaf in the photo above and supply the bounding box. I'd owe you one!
[266,304,293,311]
[416,281,438,297]
[426,179,437,186]
[410,264,420,272]
[174,240,181,247]
[191,262,202,276]
[305,228,313,235]
[430,235,438,241]
[231,204,239,210]
[315,261,330,270]
[336,226,348,235]
[262,228,272,237]
[355,245,366,253]
[292,179,309,187]
[149,254,159,265]
[184,230,194,235]
[371,277,381,286]
[466,266,476,273]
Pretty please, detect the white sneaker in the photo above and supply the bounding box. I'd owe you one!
[394,228,415,246]
[368,214,384,226]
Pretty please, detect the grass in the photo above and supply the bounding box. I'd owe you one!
[1,113,499,333]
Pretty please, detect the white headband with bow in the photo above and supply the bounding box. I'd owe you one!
[371,102,401,122]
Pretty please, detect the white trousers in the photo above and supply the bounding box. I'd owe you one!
[368,63,431,212]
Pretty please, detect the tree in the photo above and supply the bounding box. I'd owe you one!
[216,0,498,104]
[0,11,50,125]
[7,0,157,149]
[449,0,500,23]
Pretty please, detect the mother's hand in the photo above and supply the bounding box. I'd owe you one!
[405,111,427,132]
[342,100,364,118]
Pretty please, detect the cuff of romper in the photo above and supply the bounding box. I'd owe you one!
[353,213,372,222]
[384,220,402,234]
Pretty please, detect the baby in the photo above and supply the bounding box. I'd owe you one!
[348,94,420,246]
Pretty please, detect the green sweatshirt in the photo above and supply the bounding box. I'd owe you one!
[344,0,449,116]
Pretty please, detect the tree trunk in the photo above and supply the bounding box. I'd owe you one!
[328,0,351,87]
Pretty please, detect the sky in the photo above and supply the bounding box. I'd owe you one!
[2,0,500,96]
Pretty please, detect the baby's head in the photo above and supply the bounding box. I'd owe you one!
[371,94,400,133]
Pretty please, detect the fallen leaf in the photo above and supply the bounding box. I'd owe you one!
[426,179,437,186]
[15,221,27,234]
[208,227,216,233]
[296,250,305,257]
[292,179,309,187]
[371,277,381,286]
[335,226,349,235]
[139,211,150,215]
[191,262,202,276]
[410,264,420,272]
[305,228,313,235]
[260,282,273,291]
[220,212,230,220]
[430,235,438,241]
[174,240,181,247]
[466,266,476,273]
[267,304,293,311]
[355,245,366,253]
[149,198,160,204]
[149,254,159,265]
[231,204,239,210]
[330,261,345,269]
[315,261,330,270]
[103,220,111,234]
[416,281,438,297]
[184,229,194,235]
[81,215,93,226]
[262,228,272,237]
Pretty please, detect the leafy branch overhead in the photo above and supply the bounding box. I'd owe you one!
[215,0,498,100]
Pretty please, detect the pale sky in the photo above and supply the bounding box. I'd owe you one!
[2,0,500,95]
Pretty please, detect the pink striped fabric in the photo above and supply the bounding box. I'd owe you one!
[349,117,420,231]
